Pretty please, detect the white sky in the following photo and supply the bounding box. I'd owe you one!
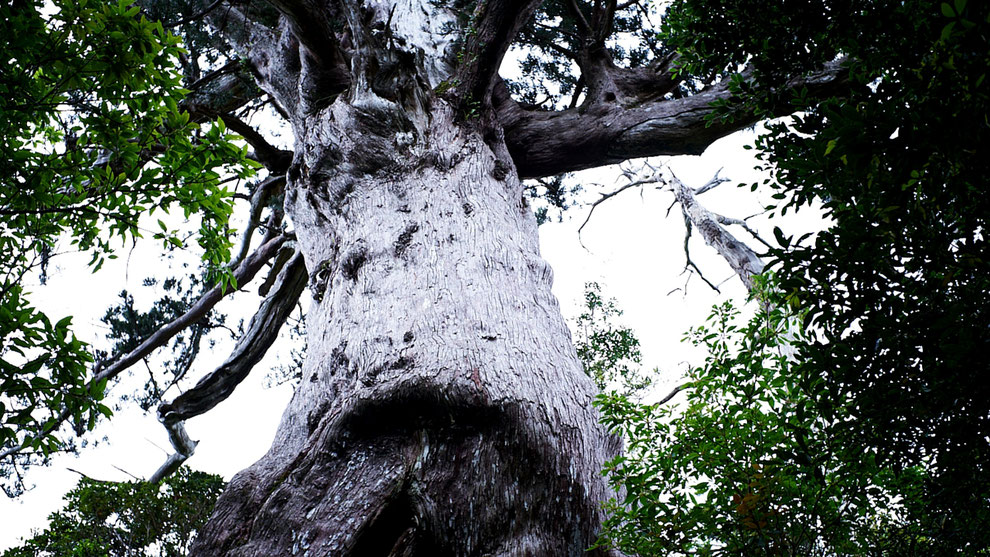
[0,125,825,549]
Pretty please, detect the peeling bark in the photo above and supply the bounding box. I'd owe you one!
[668,169,765,291]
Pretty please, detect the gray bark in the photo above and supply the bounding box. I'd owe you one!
[176,1,849,553]
[191,99,618,555]
[190,2,620,554]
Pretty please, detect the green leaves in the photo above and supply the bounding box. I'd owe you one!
[1,467,226,557]
[1,0,256,492]
[572,282,653,398]
[594,280,921,555]
[665,1,990,548]
[1,283,95,478]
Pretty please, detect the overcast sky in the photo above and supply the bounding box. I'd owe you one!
[0,124,825,549]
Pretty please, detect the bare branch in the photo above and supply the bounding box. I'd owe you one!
[230,176,286,270]
[667,168,765,290]
[680,217,721,293]
[219,114,293,173]
[577,175,659,239]
[714,213,773,250]
[693,167,729,196]
[0,235,291,463]
[150,250,308,482]
[656,383,688,406]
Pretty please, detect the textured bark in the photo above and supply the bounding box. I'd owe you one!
[192,98,618,555]
[498,59,848,179]
[189,2,620,554]
[669,171,765,291]
[177,1,852,553]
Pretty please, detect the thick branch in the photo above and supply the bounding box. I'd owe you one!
[265,0,340,58]
[264,0,350,111]
[499,59,848,179]
[149,250,307,483]
[455,0,545,107]
[158,249,307,425]
[207,4,303,114]
[184,68,261,124]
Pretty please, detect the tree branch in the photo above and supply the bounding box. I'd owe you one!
[264,0,340,58]
[0,234,291,463]
[219,114,293,173]
[498,59,848,179]
[230,176,285,270]
[455,0,546,107]
[577,165,659,239]
[183,68,261,124]
[666,168,765,291]
[207,3,304,115]
[150,249,308,483]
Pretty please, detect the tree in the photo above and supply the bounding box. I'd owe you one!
[595,281,938,555]
[12,0,955,554]
[659,0,990,549]
[590,1,990,553]
[3,467,225,557]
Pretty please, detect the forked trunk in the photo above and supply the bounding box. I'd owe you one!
[190,89,619,554]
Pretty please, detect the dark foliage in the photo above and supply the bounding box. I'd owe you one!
[2,467,225,557]
[666,0,990,550]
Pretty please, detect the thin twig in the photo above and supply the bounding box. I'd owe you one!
[693,167,728,195]
[577,176,660,241]
[656,383,688,406]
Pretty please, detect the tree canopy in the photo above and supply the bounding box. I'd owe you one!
[2,467,225,557]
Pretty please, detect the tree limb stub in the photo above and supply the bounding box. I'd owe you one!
[150,250,308,483]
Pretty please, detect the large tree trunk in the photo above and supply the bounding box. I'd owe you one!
[190,86,619,553]
[184,0,842,549]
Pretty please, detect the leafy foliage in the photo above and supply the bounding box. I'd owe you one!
[664,0,990,548]
[524,174,581,225]
[2,467,225,557]
[573,282,652,398]
[595,279,942,556]
[1,0,256,493]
